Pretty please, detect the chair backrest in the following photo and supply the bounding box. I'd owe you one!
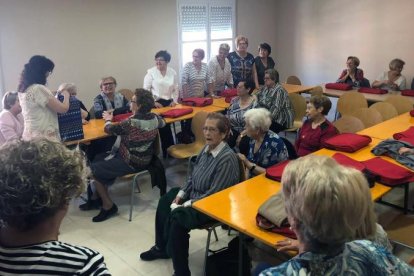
[286,75,302,85]
[337,92,368,116]
[361,78,371,88]
[89,106,95,119]
[350,107,383,128]
[333,115,365,133]
[280,137,298,160]
[309,86,323,97]
[288,93,307,122]
[369,102,398,121]
[385,95,413,114]
[118,88,134,101]
[191,111,209,144]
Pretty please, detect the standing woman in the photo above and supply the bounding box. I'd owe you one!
[181,49,212,98]
[208,43,234,96]
[17,55,70,140]
[227,35,259,89]
[336,56,364,87]
[255,43,275,86]
[0,91,24,145]
[256,69,294,133]
[144,50,178,156]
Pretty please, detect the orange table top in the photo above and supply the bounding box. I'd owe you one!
[282,83,315,94]
[324,88,414,103]
[65,119,108,145]
[358,112,414,140]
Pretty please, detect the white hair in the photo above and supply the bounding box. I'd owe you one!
[58,83,77,96]
[244,108,272,132]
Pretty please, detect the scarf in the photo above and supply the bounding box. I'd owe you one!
[100,91,124,110]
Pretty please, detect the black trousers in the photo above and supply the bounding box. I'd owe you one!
[155,188,212,276]
[156,99,175,156]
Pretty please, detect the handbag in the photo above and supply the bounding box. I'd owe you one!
[323,133,372,152]
[325,83,352,91]
[161,108,193,118]
[181,97,213,107]
[57,95,84,142]
[358,87,388,94]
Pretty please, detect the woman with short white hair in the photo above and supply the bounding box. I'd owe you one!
[237,108,288,177]
[208,43,234,95]
[260,155,414,275]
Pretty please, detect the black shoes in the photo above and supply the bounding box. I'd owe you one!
[140,246,170,261]
[79,198,102,211]
[92,204,118,222]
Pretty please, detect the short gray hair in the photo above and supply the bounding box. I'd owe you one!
[2,91,18,110]
[58,83,77,96]
[219,43,230,52]
[281,155,375,253]
[389,58,405,70]
[244,108,272,132]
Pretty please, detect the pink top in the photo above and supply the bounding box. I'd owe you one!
[0,110,24,145]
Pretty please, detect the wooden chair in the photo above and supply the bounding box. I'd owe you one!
[309,86,323,97]
[369,102,398,121]
[118,88,134,101]
[385,95,413,114]
[350,107,383,128]
[333,115,365,133]
[336,92,368,118]
[284,93,307,134]
[286,75,302,85]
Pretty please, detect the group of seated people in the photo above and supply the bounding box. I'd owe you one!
[1,40,414,275]
[336,56,411,91]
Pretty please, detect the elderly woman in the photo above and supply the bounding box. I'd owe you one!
[295,95,338,156]
[81,89,166,222]
[255,43,275,86]
[140,112,240,276]
[0,91,24,144]
[255,69,294,133]
[143,50,178,157]
[181,49,213,98]
[336,56,365,87]
[227,80,256,148]
[0,138,109,274]
[259,155,413,275]
[17,55,70,140]
[93,76,130,119]
[238,108,288,178]
[208,43,234,95]
[57,83,90,123]
[228,35,259,89]
[372,58,407,91]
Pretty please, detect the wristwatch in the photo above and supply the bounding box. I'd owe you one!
[249,163,256,173]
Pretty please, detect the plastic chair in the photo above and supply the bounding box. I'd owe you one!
[167,111,208,161]
[280,137,298,160]
[309,86,323,97]
[336,91,368,118]
[118,88,134,101]
[333,115,365,133]
[369,102,398,121]
[284,93,307,134]
[286,75,302,85]
[350,108,383,128]
[385,95,413,114]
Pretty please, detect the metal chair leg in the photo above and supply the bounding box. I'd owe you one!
[203,228,213,276]
[212,228,218,242]
[129,178,135,222]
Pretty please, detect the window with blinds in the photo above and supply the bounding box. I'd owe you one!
[177,0,235,67]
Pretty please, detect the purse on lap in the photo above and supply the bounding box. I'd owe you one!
[181,97,213,107]
[358,87,388,94]
[323,133,372,153]
[57,95,84,142]
[325,83,352,91]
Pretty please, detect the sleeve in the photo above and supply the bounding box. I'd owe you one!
[79,251,111,276]
[179,151,204,198]
[113,97,130,116]
[0,113,20,140]
[337,69,347,83]
[226,59,234,87]
[295,124,304,151]
[398,76,407,90]
[156,114,166,128]
[36,85,54,107]
[79,101,90,121]
[143,70,154,92]
[208,59,216,83]
[181,63,190,85]
[93,95,104,119]
[356,69,364,81]
[104,119,130,135]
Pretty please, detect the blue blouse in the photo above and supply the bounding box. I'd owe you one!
[260,240,414,276]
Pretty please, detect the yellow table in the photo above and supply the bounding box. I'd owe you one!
[324,88,414,103]
[65,119,108,145]
[358,112,414,140]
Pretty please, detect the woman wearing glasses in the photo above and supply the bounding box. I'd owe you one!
[181,49,213,98]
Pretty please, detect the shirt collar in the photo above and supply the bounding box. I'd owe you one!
[204,141,226,158]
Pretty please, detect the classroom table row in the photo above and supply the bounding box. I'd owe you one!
[324,87,414,103]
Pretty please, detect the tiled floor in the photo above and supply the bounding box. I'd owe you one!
[60,151,414,276]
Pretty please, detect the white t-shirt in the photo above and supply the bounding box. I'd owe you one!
[143,66,179,103]
[375,71,407,91]
[19,84,60,140]
[208,56,233,92]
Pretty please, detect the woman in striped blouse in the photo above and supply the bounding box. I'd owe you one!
[0,138,109,275]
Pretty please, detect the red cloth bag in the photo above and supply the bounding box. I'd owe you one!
[332,153,366,171]
[362,157,414,186]
[265,160,291,181]
[221,88,237,98]
[255,214,297,239]
[401,90,414,97]
[410,110,414,117]
[323,133,372,152]
[358,87,388,94]
[181,97,213,107]
[160,108,193,118]
[325,83,352,91]
[112,112,133,122]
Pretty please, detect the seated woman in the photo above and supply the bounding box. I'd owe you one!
[227,80,256,148]
[0,91,24,145]
[140,113,240,276]
[82,89,166,222]
[336,56,365,87]
[238,108,288,178]
[255,69,294,133]
[58,83,90,124]
[259,155,413,275]
[295,95,338,156]
[372,58,407,91]
[208,43,233,96]
[0,138,109,274]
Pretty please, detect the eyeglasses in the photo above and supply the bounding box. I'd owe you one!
[203,126,219,132]
[192,55,200,58]
[102,82,115,86]
[155,58,165,62]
